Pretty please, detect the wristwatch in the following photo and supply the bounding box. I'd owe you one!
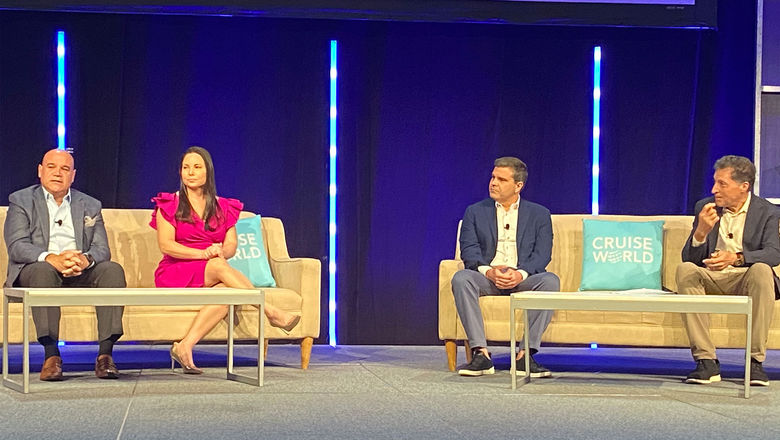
[734,252,745,267]
[85,253,96,269]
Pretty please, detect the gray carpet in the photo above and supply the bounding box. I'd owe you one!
[1,344,778,439]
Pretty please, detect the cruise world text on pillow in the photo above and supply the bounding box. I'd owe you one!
[591,236,656,264]
[580,219,664,291]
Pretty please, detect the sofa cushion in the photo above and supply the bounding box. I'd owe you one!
[580,219,664,290]
[228,215,276,287]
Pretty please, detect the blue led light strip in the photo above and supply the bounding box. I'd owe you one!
[56,31,66,150]
[328,40,338,346]
[592,46,601,216]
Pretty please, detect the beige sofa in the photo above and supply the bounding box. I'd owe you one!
[439,214,780,371]
[0,207,321,369]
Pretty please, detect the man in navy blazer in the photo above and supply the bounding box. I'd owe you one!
[4,149,126,381]
[677,155,780,386]
[452,157,560,377]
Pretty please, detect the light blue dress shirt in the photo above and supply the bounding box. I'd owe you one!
[37,187,78,261]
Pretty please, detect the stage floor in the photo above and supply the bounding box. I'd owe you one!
[1,343,779,439]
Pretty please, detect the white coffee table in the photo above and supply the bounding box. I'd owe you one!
[3,287,265,393]
[510,291,753,398]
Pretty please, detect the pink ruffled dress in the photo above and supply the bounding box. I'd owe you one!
[150,192,243,287]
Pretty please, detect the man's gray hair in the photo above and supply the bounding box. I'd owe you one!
[714,155,755,189]
[494,157,528,183]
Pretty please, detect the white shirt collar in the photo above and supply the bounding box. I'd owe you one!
[727,192,751,215]
[495,197,520,211]
[42,186,71,204]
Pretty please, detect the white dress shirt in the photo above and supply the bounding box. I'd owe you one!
[478,198,530,282]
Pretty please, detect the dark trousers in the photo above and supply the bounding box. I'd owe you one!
[15,261,126,343]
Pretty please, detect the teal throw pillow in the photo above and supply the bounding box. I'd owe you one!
[580,219,664,291]
[228,215,277,287]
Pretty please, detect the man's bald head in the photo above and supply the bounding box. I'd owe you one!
[38,149,76,203]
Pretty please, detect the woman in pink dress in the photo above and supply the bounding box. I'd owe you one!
[151,146,299,373]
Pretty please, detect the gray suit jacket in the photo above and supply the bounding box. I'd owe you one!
[3,184,111,287]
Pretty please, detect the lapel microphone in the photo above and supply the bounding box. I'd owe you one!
[504,224,510,230]
[54,219,63,226]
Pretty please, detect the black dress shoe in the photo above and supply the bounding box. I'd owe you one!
[95,354,120,379]
[40,355,63,381]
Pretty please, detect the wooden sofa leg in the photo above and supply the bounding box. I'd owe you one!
[464,340,472,363]
[300,337,313,370]
[264,339,269,359]
[445,340,457,371]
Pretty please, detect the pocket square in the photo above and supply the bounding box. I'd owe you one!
[84,215,97,227]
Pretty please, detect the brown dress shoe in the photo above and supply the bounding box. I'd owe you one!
[40,356,63,381]
[95,354,120,379]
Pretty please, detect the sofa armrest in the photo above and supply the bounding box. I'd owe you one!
[270,257,321,337]
[439,259,464,340]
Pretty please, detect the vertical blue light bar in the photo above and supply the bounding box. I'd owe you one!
[56,31,66,150]
[328,40,338,347]
[591,46,601,216]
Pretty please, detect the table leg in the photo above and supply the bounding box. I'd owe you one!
[228,304,235,373]
[2,292,8,382]
[226,302,264,387]
[3,294,28,393]
[523,309,531,384]
[744,300,752,399]
[23,298,29,394]
[511,303,516,390]
[258,301,264,387]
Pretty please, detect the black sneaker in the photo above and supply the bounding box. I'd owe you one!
[515,354,552,378]
[750,358,770,387]
[685,359,721,384]
[457,351,495,376]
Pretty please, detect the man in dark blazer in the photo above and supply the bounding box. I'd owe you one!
[677,155,780,387]
[4,149,126,381]
[452,157,560,377]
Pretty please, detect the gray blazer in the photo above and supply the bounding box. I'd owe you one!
[3,184,111,287]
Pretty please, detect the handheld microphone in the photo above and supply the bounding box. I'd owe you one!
[54,219,62,226]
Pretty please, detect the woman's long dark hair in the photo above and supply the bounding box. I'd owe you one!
[175,146,222,231]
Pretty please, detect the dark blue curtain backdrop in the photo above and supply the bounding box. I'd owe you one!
[0,1,758,344]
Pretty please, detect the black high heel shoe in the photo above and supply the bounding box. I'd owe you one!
[170,342,203,375]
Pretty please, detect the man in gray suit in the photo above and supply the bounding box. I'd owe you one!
[4,149,126,381]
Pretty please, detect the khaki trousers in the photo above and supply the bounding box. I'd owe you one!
[675,261,775,362]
